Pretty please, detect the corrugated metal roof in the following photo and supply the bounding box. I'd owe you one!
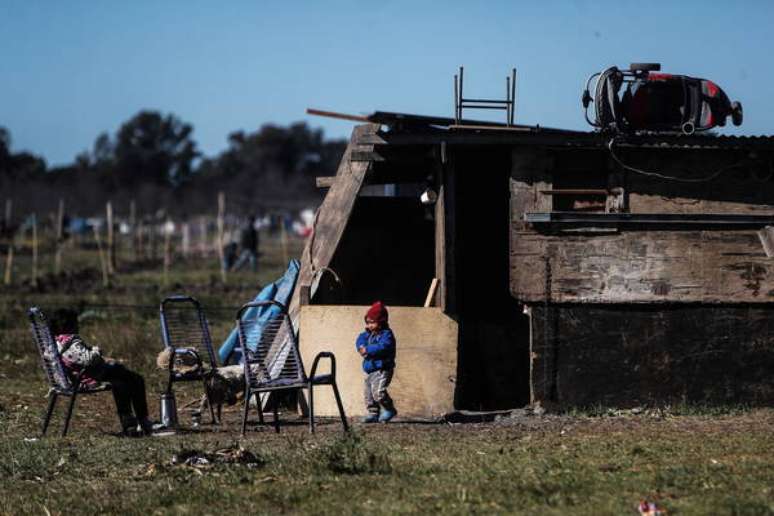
[357,110,774,150]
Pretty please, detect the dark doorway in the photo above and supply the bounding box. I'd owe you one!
[317,196,435,306]
[453,147,530,410]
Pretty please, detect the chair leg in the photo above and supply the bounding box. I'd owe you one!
[272,398,280,434]
[62,391,79,437]
[308,384,315,434]
[241,388,251,437]
[202,379,217,424]
[257,394,265,425]
[41,392,58,437]
[331,381,349,432]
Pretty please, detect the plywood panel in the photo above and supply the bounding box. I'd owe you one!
[299,305,458,418]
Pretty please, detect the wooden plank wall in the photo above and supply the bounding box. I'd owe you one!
[510,147,774,304]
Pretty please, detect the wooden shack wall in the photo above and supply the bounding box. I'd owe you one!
[530,304,774,406]
[509,146,774,406]
[510,147,774,304]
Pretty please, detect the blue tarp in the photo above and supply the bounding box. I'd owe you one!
[218,259,300,364]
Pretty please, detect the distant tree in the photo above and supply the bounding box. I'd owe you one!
[0,127,9,157]
[200,122,344,180]
[113,111,199,187]
[0,127,46,180]
[92,132,114,164]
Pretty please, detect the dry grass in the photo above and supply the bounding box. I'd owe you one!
[0,238,772,515]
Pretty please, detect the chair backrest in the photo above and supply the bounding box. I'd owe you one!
[159,296,218,368]
[28,307,73,393]
[237,300,306,389]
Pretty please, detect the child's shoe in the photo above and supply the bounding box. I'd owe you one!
[378,409,397,423]
[361,413,379,424]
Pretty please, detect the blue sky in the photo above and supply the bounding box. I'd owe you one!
[2,0,773,166]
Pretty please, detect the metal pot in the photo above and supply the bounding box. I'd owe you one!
[159,391,178,429]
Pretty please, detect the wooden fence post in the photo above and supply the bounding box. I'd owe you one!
[181,221,190,259]
[31,213,38,287]
[2,199,12,285]
[130,199,137,261]
[3,233,13,285]
[199,217,208,258]
[136,219,144,261]
[93,223,110,288]
[163,216,172,286]
[217,192,226,283]
[54,199,64,274]
[106,201,115,274]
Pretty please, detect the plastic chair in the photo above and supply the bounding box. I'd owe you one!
[28,307,115,437]
[237,300,348,436]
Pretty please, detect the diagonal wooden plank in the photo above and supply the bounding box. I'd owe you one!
[288,123,379,330]
[260,124,378,414]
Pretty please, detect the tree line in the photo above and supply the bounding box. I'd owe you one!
[0,111,347,219]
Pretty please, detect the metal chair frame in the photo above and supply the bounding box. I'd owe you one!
[159,295,220,424]
[237,300,348,436]
[28,307,115,437]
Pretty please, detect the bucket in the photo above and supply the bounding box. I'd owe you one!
[159,391,178,429]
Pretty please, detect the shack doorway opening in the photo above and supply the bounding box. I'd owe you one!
[453,147,530,410]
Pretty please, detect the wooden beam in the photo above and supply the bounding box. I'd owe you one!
[299,285,311,305]
[434,157,447,311]
[316,176,336,188]
[539,189,608,195]
[288,124,380,325]
[356,131,600,147]
[306,108,371,123]
[350,151,385,162]
[424,278,439,308]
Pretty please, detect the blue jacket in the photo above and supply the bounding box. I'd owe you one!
[356,327,396,373]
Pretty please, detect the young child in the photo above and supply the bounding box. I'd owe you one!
[49,309,154,436]
[356,301,397,423]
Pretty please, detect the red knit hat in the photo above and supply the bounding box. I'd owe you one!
[365,301,388,324]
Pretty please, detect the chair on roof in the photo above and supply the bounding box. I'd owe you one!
[237,300,348,436]
[28,307,115,437]
[159,295,220,424]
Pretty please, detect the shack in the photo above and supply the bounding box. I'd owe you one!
[291,112,774,416]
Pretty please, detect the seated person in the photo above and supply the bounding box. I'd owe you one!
[49,309,154,437]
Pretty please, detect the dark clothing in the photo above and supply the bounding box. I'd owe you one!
[101,363,149,420]
[233,222,259,272]
[239,224,258,252]
[356,327,396,373]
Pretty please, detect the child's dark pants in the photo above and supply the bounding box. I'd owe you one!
[102,363,149,420]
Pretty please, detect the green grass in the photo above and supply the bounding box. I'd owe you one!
[0,236,772,515]
[0,413,771,515]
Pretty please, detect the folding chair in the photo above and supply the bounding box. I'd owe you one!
[159,295,220,424]
[28,307,115,437]
[238,300,348,436]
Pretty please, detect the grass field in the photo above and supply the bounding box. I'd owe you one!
[0,236,772,515]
